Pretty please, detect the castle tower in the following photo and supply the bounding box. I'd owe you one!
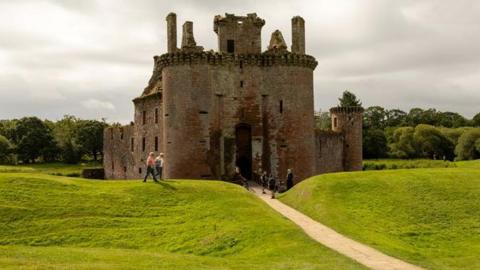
[291,16,305,54]
[213,13,265,54]
[330,107,364,171]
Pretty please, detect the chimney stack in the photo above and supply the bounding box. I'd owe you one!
[166,13,177,53]
[291,16,305,54]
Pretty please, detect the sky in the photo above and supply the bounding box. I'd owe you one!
[0,0,479,123]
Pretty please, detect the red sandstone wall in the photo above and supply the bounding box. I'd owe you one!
[331,108,363,171]
[315,130,344,174]
[103,125,135,179]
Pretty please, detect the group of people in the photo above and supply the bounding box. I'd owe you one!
[232,165,294,199]
[143,152,164,182]
[259,169,294,198]
[143,152,295,200]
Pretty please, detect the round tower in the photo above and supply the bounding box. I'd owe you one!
[330,106,364,171]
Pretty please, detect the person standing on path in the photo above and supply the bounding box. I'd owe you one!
[155,153,164,180]
[143,152,158,182]
[286,169,294,190]
[260,171,268,194]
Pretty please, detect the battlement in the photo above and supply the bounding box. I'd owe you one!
[330,106,365,114]
[155,51,317,69]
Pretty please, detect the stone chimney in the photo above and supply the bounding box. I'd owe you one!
[181,21,197,49]
[267,30,287,51]
[291,16,305,54]
[166,13,177,53]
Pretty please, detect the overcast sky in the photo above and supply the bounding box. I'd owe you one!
[0,0,479,123]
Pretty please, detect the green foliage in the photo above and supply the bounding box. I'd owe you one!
[338,90,362,107]
[14,117,57,163]
[363,159,458,171]
[455,128,480,160]
[0,136,14,164]
[0,173,365,269]
[76,120,108,161]
[363,129,388,158]
[413,124,454,160]
[473,112,480,127]
[363,106,386,129]
[280,167,480,270]
[53,115,83,163]
[388,127,416,158]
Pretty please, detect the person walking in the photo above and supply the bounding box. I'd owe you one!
[143,152,158,182]
[269,174,278,199]
[155,153,164,180]
[260,170,268,194]
[286,168,294,190]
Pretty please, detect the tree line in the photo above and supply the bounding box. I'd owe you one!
[316,92,480,161]
[0,116,108,164]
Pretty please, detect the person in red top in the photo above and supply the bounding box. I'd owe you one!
[143,152,158,182]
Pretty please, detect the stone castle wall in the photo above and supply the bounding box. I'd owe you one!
[103,12,363,184]
[315,130,344,174]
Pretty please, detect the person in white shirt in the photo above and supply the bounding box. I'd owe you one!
[155,153,164,180]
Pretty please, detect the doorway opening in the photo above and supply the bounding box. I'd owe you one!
[235,123,252,180]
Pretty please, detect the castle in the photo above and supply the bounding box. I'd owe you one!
[103,13,363,184]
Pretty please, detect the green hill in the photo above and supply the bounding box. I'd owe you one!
[0,172,365,269]
[279,164,480,270]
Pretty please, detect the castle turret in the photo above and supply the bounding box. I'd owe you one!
[166,13,177,53]
[213,13,265,54]
[330,106,364,171]
[291,16,305,54]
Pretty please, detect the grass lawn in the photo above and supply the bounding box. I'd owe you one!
[0,172,365,269]
[279,164,480,270]
[0,162,101,176]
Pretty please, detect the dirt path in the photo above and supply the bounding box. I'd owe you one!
[250,184,425,270]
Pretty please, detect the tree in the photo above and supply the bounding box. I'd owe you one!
[338,90,362,107]
[455,128,480,160]
[473,112,480,127]
[54,115,82,163]
[363,106,386,129]
[437,112,467,128]
[385,109,407,127]
[76,120,108,161]
[413,124,454,160]
[363,129,388,159]
[0,135,14,164]
[14,117,56,163]
[388,127,416,158]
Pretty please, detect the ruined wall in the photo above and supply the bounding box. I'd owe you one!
[103,124,135,179]
[214,13,265,54]
[132,94,163,178]
[315,130,344,174]
[330,107,364,171]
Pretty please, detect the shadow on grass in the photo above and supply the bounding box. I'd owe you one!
[153,180,177,190]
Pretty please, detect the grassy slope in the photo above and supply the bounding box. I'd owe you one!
[0,173,365,270]
[279,164,480,270]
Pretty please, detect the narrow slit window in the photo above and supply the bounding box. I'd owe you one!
[139,167,142,174]
[154,136,158,151]
[240,80,244,88]
[130,138,134,152]
[142,137,146,152]
[334,117,338,128]
[279,100,283,114]
[155,108,158,124]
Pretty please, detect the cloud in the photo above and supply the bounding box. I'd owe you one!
[0,0,479,123]
[81,99,115,111]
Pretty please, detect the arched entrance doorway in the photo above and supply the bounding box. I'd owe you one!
[235,124,252,180]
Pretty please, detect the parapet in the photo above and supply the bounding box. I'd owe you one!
[330,106,364,114]
[155,51,318,70]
